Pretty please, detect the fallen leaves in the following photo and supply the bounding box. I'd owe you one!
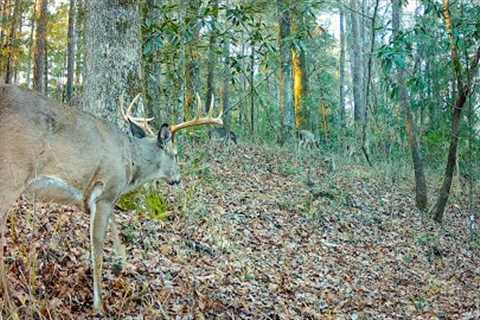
[1,143,479,319]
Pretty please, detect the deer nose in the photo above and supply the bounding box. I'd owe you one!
[168,178,181,186]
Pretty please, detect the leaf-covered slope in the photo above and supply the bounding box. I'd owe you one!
[2,144,479,319]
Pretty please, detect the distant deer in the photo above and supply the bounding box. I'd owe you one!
[208,127,238,144]
[0,85,222,311]
[297,129,318,149]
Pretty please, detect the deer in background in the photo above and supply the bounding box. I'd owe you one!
[0,85,222,312]
[208,127,238,145]
[297,129,318,149]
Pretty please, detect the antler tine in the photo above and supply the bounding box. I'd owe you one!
[119,93,156,136]
[195,93,202,118]
[170,94,223,134]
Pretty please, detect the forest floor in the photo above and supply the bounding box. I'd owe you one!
[1,143,479,319]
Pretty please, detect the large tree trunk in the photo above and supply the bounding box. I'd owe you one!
[65,0,76,102]
[392,0,428,210]
[430,0,480,222]
[277,0,294,143]
[32,0,47,92]
[84,0,144,127]
[349,0,364,124]
[339,1,346,125]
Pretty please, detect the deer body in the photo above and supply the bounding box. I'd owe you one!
[298,129,317,149]
[0,85,195,311]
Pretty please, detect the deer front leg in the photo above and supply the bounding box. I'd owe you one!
[89,199,112,312]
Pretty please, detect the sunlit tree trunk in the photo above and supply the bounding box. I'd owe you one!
[65,0,76,102]
[84,0,144,126]
[32,0,47,92]
[277,0,294,143]
[392,0,428,210]
[291,3,306,130]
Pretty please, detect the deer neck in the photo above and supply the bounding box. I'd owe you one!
[126,138,155,191]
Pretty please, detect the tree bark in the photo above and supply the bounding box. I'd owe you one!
[26,0,36,88]
[430,0,480,222]
[84,0,144,127]
[291,3,305,130]
[392,0,428,210]
[143,0,164,126]
[349,0,364,124]
[205,0,218,113]
[222,21,231,131]
[183,0,200,120]
[339,1,346,125]
[249,44,255,134]
[32,0,47,92]
[4,0,20,84]
[277,0,294,143]
[65,0,76,102]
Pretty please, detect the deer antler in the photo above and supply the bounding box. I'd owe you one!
[119,93,155,135]
[170,94,223,134]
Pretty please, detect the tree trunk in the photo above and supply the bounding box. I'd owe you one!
[205,0,218,113]
[277,0,294,143]
[65,0,76,102]
[143,0,164,126]
[349,0,364,124]
[392,0,428,210]
[75,0,84,87]
[183,0,200,120]
[430,0,480,222]
[32,0,47,92]
[44,44,48,94]
[84,0,144,127]
[249,44,255,134]
[4,0,20,84]
[291,3,305,130]
[339,0,346,125]
[26,0,36,88]
[222,20,231,131]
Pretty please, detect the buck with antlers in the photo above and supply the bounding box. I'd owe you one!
[0,84,222,311]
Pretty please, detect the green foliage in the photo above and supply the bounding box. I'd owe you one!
[117,187,171,222]
[145,190,170,221]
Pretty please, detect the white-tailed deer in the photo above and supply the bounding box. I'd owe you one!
[297,129,318,149]
[208,127,238,145]
[0,85,222,311]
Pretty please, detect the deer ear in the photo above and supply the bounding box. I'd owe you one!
[157,123,172,148]
[129,120,146,138]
